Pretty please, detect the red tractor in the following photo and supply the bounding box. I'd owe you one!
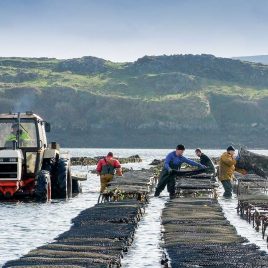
[0,112,80,201]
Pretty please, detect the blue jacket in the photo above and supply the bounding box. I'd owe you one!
[164,151,202,170]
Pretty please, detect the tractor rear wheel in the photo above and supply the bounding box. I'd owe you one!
[53,158,72,199]
[35,170,51,202]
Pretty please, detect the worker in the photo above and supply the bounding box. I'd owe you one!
[219,146,237,198]
[5,123,30,147]
[96,152,122,193]
[154,144,206,199]
[195,148,216,175]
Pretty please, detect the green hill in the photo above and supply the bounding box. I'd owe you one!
[0,54,267,148]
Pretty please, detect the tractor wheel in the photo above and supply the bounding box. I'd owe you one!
[72,179,82,196]
[35,170,51,202]
[53,158,72,199]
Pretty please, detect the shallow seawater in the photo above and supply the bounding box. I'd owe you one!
[0,149,267,267]
[0,166,99,267]
[219,189,268,252]
[121,195,168,268]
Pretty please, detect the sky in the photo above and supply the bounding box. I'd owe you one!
[0,0,267,62]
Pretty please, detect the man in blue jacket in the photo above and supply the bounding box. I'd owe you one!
[154,144,206,199]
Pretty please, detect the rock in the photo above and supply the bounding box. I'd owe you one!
[71,157,97,166]
[149,159,163,165]
[236,148,268,178]
[71,155,142,166]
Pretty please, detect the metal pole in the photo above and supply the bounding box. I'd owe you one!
[17,112,21,148]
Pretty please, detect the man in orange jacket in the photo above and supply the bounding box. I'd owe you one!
[96,152,122,193]
[219,146,237,198]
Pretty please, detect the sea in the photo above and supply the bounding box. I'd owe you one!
[0,148,267,267]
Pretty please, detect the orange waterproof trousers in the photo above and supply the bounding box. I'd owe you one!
[100,174,114,193]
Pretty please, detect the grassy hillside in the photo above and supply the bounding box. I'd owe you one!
[0,54,267,148]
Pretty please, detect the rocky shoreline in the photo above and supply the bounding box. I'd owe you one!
[71,155,142,166]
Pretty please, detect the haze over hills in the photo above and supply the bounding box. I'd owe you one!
[0,54,267,148]
[233,55,268,65]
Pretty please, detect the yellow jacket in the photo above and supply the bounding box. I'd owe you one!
[219,152,236,181]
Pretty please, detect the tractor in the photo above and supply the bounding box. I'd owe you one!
[0,112,80,201]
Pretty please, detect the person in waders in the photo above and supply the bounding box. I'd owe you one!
[154,144,206,199]
[219,146,237,198]
[195,148,216,175]
[96,152,122,193]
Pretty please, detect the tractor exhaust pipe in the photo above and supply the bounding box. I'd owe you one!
[17,112,21,148]
[12,140,17,150]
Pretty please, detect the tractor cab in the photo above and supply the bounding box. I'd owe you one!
[0,112,51,198]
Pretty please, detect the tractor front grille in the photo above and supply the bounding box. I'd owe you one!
[0,174,17,178]
[0,164,17,173]
[0,163,17,179]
